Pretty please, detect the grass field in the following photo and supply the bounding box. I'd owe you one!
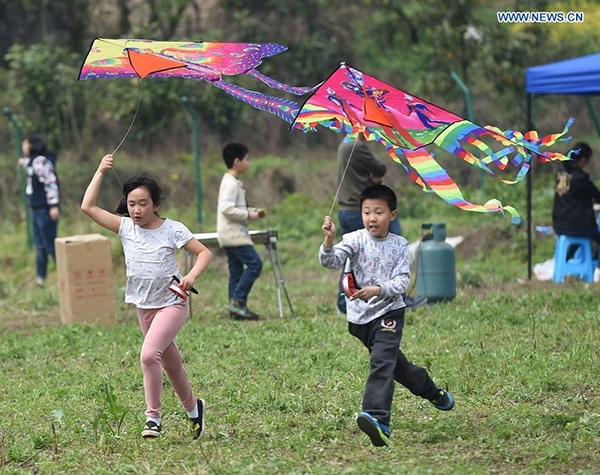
[1,272,600,473]
[1,152,600,473]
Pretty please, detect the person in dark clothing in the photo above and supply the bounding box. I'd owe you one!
[19,134,60,287]
[552,142,600,270]
[552,142,600,241]
[337,133,402,235]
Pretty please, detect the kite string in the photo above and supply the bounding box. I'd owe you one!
[110,79,144,188]
[328,136,360,217]
[111,165,123,189]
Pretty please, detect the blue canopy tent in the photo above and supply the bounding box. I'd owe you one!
[525,52,600,279]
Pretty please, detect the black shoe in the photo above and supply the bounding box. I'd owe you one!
[190,398,205,440]
[227,300,260,320]
[142,420,161,438]
[405,296,428,310]
[244,306,260,319]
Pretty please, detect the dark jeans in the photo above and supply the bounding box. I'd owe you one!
[348,308,438,426]
[32,207,58,279]
[224,245,263,306]
[337,209,402,312]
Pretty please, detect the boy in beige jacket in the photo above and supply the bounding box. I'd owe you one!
[217,143,266,320]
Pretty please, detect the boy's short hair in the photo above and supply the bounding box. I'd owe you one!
[360,184,397,211]
[223,143,249,169]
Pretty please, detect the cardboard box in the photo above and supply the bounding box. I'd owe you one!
[55,234,117,327]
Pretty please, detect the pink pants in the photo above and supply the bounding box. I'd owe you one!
[137,302,196,418]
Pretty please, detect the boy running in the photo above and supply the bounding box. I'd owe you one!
[319,184,454,446]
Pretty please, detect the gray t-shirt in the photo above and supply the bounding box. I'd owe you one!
[319,228,409,324]
[118,217,193,308]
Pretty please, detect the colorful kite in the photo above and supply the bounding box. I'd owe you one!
[291,63,572,224]
[79,43,571,223]
[78,38,312,123]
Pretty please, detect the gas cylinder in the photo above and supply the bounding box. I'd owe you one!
[415,223,456,303]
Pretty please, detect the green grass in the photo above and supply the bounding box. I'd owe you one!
[1,281,600,473]
[1,151,600,472]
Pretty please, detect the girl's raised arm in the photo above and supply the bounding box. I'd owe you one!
[81,154,122,233]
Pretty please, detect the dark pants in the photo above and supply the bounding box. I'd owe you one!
[337,209,402,313]
[32,207,58,279]
[348,308,438,426]
[224,245,263,306]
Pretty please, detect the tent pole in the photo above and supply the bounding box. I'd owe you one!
[526,93,533,280]
[584,95,600,140]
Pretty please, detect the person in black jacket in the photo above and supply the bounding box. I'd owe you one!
[552,142,600,264]
[19,134,60,287]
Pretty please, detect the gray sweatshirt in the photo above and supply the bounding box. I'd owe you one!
[319,228,409,325]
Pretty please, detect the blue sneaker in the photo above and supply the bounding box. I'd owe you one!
[431,388,455,411]
[356,412,391,447]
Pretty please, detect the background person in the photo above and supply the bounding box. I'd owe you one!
[336,133,401,236]
[217,142,266,320]
[552,142,600,242]
[19,134,60,287]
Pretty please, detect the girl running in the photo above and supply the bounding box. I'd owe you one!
[81,154,212,439]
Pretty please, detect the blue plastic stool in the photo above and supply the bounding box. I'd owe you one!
[553,235,594,283]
